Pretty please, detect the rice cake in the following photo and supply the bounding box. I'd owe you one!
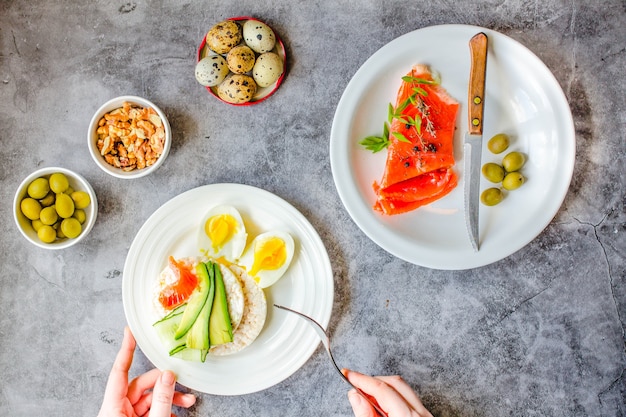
[210,265,267,356]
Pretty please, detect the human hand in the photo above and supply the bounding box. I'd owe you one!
[98,327,196,417]
[344,369,433,417]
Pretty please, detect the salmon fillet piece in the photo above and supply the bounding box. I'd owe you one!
[374,64,459,215]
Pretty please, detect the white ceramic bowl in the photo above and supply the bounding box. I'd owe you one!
[88,95,172,179]
[14,167,98,250]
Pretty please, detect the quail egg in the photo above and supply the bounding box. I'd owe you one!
[195,55,230,87]
[226,45,256,74]
[242,20,276,53]
[206,20,242,54]
[217,74,257,104]
[252,52,283,88]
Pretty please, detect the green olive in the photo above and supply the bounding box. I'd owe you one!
[502,172,525,190]
[481,163,505,183]
[71,191,91,209]
[480,187,504,206]
[37,225,57,243]
[502,151,525,172]
[21,198,42,220]
[66,186,75,196]
[487,133,510,154]
[40,206,59,225]
[61,218,82,239]
[49,173,69,194]
[73,209,86,224]
[55,193,75,218]
[32,219,44,232]
[40,191,56,207]
[28,177,50,199]
[56,225,66,239]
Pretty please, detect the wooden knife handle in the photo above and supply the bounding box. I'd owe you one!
[468,32,488,135]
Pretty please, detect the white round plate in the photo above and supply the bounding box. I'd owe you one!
[330,24,575,270]
[123,184,334,395]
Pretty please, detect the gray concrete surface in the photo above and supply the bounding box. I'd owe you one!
[1,0,625,416]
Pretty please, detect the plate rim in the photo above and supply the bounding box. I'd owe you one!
[122,183,334,394]
[329,24,575,270]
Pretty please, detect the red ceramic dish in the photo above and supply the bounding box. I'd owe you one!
[197,16,287,106]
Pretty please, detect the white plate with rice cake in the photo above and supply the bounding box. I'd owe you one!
[122,183,334,395]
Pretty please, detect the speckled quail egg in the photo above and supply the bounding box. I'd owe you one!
[239,231,294,288]
[252,52,283,88]
[206,20,242,54]
[197,205,248,262]
[217,74,257,104]
[195,55,230,87]
[226,45,256,74]
[242,20,276,54]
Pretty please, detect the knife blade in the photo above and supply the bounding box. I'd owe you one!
[463,32,488,252]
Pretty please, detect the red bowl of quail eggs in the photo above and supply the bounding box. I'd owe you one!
[195,17,286,105]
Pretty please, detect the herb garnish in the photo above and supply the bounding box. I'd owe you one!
[359,75,439,153]
[359,122,390,153]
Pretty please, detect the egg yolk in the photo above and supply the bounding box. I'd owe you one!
[205,214,238,251]
[250,237,287,276]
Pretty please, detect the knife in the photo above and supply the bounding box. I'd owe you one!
[463,32,488,252]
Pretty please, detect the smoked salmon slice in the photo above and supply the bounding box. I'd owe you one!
[158,256,199,310]
[373,64,459,215]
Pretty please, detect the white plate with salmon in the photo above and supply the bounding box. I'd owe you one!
[330,24,575,270]
[123,183,334,394]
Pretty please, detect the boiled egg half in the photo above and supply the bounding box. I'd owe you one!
[239,231,294,288]
[198,205,247,263]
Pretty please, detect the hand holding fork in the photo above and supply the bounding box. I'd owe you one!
[274,305,433,417]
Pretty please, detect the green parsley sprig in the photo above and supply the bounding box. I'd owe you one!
[359,122,390,153]
[359,75,439,153]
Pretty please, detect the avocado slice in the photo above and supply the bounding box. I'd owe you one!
[185,264,215,350]
[209,262,233,345]
[174,262,212,340]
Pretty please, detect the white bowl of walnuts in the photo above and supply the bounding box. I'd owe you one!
[88,95,172,179]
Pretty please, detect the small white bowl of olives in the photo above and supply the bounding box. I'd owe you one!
[13,167,98,250]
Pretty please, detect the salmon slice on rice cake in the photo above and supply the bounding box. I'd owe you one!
[153,257,266,357]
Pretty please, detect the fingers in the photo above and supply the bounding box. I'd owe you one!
[101,326,136,403]
[344,369,432,417]
[148,370,177,417]
[173,390,197,408]
[130,369,197,416]
[133,387,197,416]
[100,327,196,417]
[375,376,432,417]
[128,368,162,404]
[348,388,377,417]
[347,370,401,415]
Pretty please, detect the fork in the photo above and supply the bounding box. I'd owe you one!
[274,304,387,416]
